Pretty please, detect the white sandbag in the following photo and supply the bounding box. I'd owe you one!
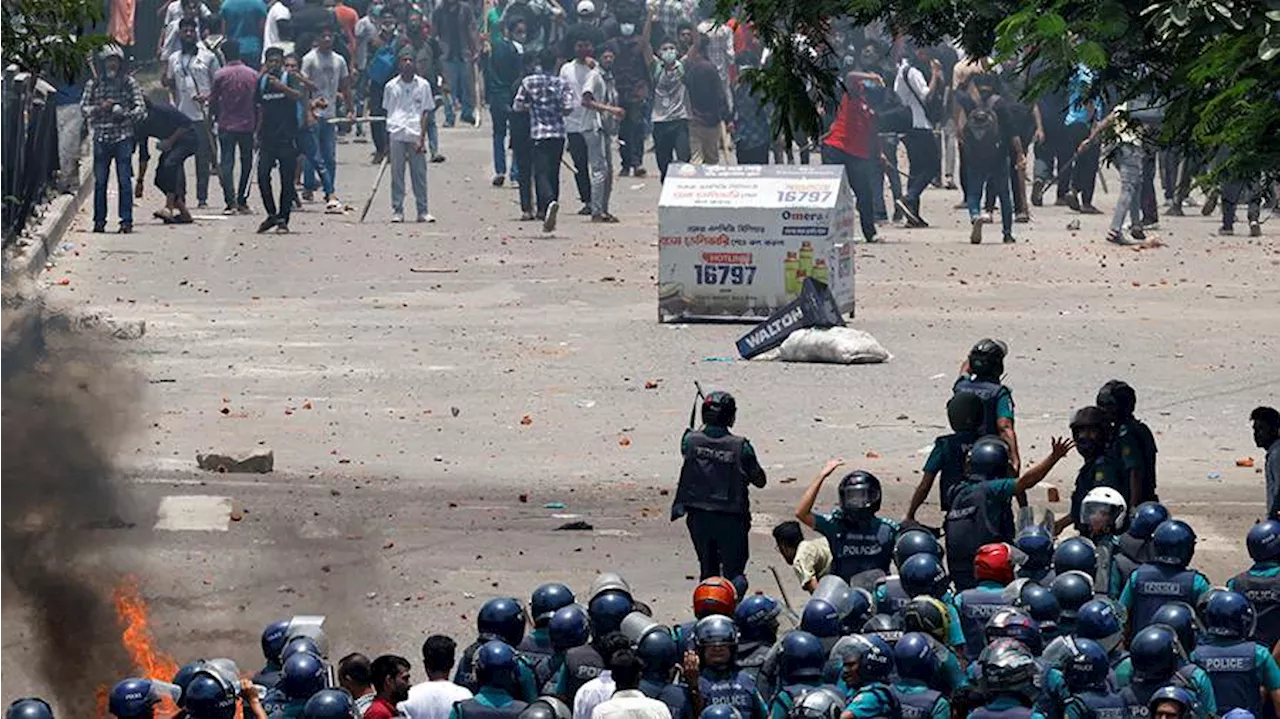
[776,327,891,364]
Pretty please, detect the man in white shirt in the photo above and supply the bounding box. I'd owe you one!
[892,46,944,228]
[575,668,615,719]
[401,635,474,719]
[163,16,221,207]
[591,650,672,719]
[263,0,291,60]
[383,49,437,223]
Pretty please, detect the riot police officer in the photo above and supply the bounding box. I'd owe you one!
[108,678,179,719]
[1074,599,1128,671]
[455,598,538,701]
[1118,520,1212,632]
[956,543,1017,660]
[555,596,634,700]
[767,631,832,719]
[1015,525,1056,585]
[451,642,531,719]
[1060,638,1127,719]
[1055,406,1127,536]
[4,700,53,719]
[302,689,356,719]
[1228,520,1280,651]
[1096,380,1158,506]
[1114,502,1169,580]
[673,391,768,587]
[906,392,985,522]
[683,615,767,719]
[735,595,782,683]
[636,627,693,719]
[968,640,1046,719]
[872,529,944,615]
[796,461,899,591]
[521,584,575,662]
[1191,590,1280,717]
[1052,571,1096,636]
[954,338,1021,472]
[537,605,590,695]
[838,635,898,718]
[888,633,952,719]
[254,619,291,690]
[1118,625,1216,719]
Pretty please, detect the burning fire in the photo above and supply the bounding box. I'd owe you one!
[110,578,180,717]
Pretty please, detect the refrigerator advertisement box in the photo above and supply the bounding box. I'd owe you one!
[657,163,857,323]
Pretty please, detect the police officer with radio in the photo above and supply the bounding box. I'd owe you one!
[673,391,768,588]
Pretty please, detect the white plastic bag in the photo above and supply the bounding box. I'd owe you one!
[776,327,891,364]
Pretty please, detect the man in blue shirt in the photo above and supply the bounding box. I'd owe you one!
[220,0,268,68]
[1062,63,1105,215]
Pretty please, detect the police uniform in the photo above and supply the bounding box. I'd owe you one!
[1118,563,1212,632]
[922,431,980,512]
[969,696,1048,719]
[698,668,768,719]
[554,643,606,701]
[456,639,539,701]
[889,680,950,719]
[1192,639,1280,717]
[965,659,1070,719]
[640,678,693,719]
[1113,533,1153,584]
[767,681,831,719]
[1118,666,1216,719]
[1109,417,1158,503]
[943,477,1019,591]
[672,425,767,582]
[1228,563,1280,650]
[843,682,900,719]
[953,375,1016,437]
[449,687,528,719]
[1063,689,1127,719]
[1069,456,1128,531]
[517,629,553,663]
[811,510,899,587]
[955,580,1014,660]
[873,576,911,615]
[737,640,774,685]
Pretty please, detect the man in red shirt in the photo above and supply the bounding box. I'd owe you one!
[821,70,882,243]
[364,654,413,719]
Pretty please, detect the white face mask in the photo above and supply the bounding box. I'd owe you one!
[661,48,677,63]
[619,22,635,36]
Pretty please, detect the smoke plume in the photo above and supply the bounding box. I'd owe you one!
[2,287,140,712]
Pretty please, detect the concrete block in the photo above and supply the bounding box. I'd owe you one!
[196,449,274,473]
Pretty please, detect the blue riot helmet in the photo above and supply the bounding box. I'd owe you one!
[1147,686,1199,719]
[842,588,874,634]
[1061,637,1110,692]
[1151,520,1197,568]
[968,338,1007,380]
[778,630,826,682]
[1014,583,1061,636]
[1130,624,1184,681]
[894,528,943,569]
[1130,502,1170,540]
[635,629,680,679]
[1247,520,1280,562]
[5,700,53,719]
[1015,526,1054,572]
[301,689,355,719]
[478,597,526,646]
[845,634,894,683]
[1075,599,1125,653]
[985,607,1043,656]
[1151,602,1201,652]
[261,619,291,663]
[183,671,238,719]
[799,598,842,638]
[588,591,634,636]
[1053,537,1098,577]
[1203,590,1257,641]
[967,436,1012,480]
[699,707,742,719]
[530,584,575,627]
[109,678,175,718]
[1051,571,1094,621]
[281,636,324,664]
[734,595,781,642]
[173,660,207,703]
[900,553,949,598]
[476,641,519,687]
[892,632,940,684]
[280,652,327,700]
[548,605,591,650]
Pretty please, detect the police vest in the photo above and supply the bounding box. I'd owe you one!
[944,481,1011,588]
[562,644,605,699]
[830,518,895,581]
[953,377,1007,435]
[641,679,691,719]
[1192,641,1260,717]
[1231,569,1280,650]
[1129,563,1198,631]
[699,670,761,715]
[1016,567,1055,586]
[533,653,562,696]
[454,698,528,719]
[673,431,749,517]
[1119,666,1197,718]
[518,634,553,663]
[737,641,772,683]
[958,587,1013,660]
[935,434,977,512]
[889,686,943,719]
[876,577,911,615]
[1032,660,1066,719]
[969,705,1034,719]
[1067,690,1128,719]
[1113,535,1148,585]
[456,639,485,692]
[757,644,782,705]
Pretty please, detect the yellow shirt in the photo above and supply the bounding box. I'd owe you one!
[792,537,833,587]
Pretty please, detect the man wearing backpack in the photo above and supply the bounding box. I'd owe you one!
[957,68,1021,245]
[892,45,944,228]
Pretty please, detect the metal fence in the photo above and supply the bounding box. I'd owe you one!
[2,68,61,247]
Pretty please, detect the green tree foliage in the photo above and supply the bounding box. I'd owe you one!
[4,0,108,82]
[721,0,1280,182]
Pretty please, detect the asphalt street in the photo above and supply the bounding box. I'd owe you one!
[3,122,1278,701]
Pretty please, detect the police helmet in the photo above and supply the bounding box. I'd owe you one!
[1151,602,1201,652]
[5,699,53,719]
[1130,502,1171,540]
[788,687,847,719]
[588,572,632,602]
[588,591,634,636]
[1081,487,1128,534]
[281,636,324,664]
[985,607,1043,655]
[837,471,882,518]
[734,595,781,642]
[1203,590,1257,641]
[843,588,874,634]
[261,619,292,663]
[900,597,950,644]
[520,698,572,719]
[1014,583,1061,635]
[701,391,737,427]
[1147,686,1199,719]
[693,577,739,619]
[1061,637,1110,692]
[301,689,355,719]
[1130,624,1184,681]
[173,660,206,700]
[531,584,575,626]
[968,338,1007,380]
[1015,525,1054,571]
[778,630,826,682]
[1151,520,1197,568]
[861,613,905,646]
[1053,537,1098,576]
[478,597,527,646]
[967,436,1012,481]
[476,641,519,687]
[184,672,238,719]
[1075,599,1125,653]
[840,634,894,683]
[1069,406,1108,431]
[947,392,985,434]
[694,614,739,649]
[1247,520,1280,562]
[698,706,742,719]
[1096,380,1137,419]
[280,652,327,700]
[975,543,1015,585]
[548,604,591,650]
[799,598,842,638]
[109,678,164,718]
[635,629,680,678]
[893,529,943,569]
[1050,571,1094,620]
[900,554,948,598]
[979,638,1038,697]
[892,632,939,683]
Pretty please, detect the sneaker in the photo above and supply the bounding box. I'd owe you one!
[430,154,446,163]
[865,233,879,243]
[1002,233,1016,244]
[1031,180,1045,207]
[418,213,436,223]
[257,216,280,234]
[1166,205,1185,217]
[391,213,404,223]
[301,189,315,202]
[1080,204,1103,215]
[1130,226,1147,241]
[197,201,209,209]
[492,175,505,187]
[981,211,994,224]
[118,223,132,234]
[1014,211,1031,224]
[577,205,593,216]
[543,200,559,232]
[461,114,477,127]
[237,204,252,215]
[970,216,984,244]
[633,168,648,178]
[1218,225,1234,236]
[619,167,632,178]
[325,198,344,214]
[520,211,536,221]
[223,204,237,215]
[1107,230,1139,246]
[896,199,928,228]
[891,209,904,224]
[1141,220,1160,230]
[1250,221,1262,237]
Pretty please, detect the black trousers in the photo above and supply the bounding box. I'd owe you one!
[653,119,691,183]
[532,137,565,217]
[369,82,388,154]
[566,131,591,206]
[735,143,770,165]
[1062,123,1099,205]
[258,138,298,222]
[510,112,534,213]
[685,509,749,585]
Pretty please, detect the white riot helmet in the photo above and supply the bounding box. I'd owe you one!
[1080,487,1127,534]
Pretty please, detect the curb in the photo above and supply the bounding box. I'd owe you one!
[2,152,93,279]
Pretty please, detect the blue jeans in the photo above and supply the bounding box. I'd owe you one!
[821,144,878,241]
[442,59,473,124]
[93,137,135,227]
[302,121,337,196]
[965,156,1013,234]
[490,104,510,176]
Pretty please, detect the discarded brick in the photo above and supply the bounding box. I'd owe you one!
[196,448,274,474]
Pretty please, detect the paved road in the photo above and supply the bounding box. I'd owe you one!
[4,122,1278,702]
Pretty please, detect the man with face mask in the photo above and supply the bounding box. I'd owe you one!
[1054,407,1128,537]
[365,655,414,719]
[796,462,900,591]
[581,44,623,221]
[162,16,221,209]
[82,45,147,233]
[651,38,692,182]
[611,11,651,177]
